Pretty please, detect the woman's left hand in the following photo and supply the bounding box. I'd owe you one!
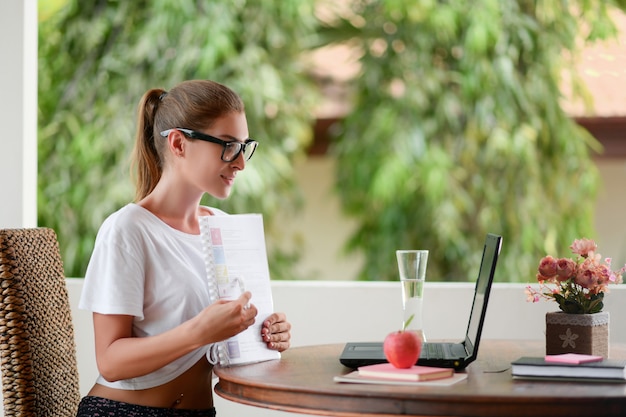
[261,312,291,352]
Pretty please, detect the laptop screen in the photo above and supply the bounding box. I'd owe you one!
[464,234,502,354]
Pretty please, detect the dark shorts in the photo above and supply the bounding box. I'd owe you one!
[76,396,217,417]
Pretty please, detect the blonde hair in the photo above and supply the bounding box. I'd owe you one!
[130,80,245,201]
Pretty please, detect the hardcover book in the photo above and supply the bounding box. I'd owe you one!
[200,214,280,367]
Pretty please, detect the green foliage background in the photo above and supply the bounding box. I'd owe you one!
[38,0,320,279]
[38,0,626,283]
[322,0,626,281]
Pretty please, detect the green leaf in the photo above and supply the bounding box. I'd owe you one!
[403,314,415,331]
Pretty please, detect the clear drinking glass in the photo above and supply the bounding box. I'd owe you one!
[396,249,428,342]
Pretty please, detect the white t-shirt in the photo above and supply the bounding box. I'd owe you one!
[78,203,228,390]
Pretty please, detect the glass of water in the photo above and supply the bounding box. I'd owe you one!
[396,249,428,342]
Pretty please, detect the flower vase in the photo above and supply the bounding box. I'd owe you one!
[545,311,609,358]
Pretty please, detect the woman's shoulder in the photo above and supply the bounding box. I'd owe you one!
[96,203,159,243]
[100,203,153,229]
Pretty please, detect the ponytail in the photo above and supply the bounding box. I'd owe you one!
[131,88,166,201]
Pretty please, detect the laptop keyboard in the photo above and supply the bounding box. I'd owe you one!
[422,343,455,359]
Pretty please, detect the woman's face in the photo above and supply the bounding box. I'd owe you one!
[178,111,250,200]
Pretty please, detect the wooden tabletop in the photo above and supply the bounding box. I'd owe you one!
[214,340,626,417]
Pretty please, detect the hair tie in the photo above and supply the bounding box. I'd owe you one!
[159,91,168,101]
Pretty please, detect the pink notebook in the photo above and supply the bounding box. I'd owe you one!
[544,353,603,364]
[357,363,454,381]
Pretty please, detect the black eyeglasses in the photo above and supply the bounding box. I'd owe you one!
[160,128,258,162]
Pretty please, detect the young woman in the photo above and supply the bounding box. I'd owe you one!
[77,80,291,416]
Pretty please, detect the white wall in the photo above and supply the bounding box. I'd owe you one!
[0,1,38,229]
[66,279,626,417]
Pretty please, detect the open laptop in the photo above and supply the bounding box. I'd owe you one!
[339,233,502,371]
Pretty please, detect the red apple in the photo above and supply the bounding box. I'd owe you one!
[383,329,422,369]
[383,316,422,368]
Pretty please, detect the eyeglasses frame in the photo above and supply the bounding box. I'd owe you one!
[159,128,258,162]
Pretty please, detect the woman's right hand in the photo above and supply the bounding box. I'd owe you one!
[194,291,258,344]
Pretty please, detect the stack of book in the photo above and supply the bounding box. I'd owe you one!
[511,353,626,382]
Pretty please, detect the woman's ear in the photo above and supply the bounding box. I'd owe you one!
[166,129,186,157]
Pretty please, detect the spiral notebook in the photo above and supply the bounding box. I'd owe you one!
[200,214,280,367]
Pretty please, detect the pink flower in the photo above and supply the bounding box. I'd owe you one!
[555,258,576,281]
[570,238,597,257]
[574,259,598,289]
[595,264,612,285]
[524,286,540,303]
[537,256,557,279]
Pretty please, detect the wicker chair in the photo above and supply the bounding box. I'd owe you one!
[0,228,81,416]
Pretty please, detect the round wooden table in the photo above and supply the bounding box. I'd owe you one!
[214,340,626,417]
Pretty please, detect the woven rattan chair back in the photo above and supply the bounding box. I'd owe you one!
[0,228,80,416]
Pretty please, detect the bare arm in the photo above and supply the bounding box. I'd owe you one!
[94,292,257,382]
